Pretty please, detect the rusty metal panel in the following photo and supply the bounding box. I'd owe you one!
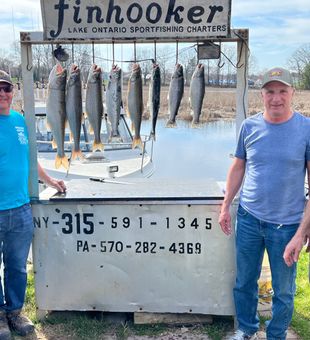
[32,200,236,315]
[198,43,221,59]
[40,0,231,41]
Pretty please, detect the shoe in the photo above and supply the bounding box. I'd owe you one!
[0,311,11,340]
[229,329,258,340]
[6,310,34,336]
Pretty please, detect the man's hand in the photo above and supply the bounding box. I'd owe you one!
[219,208,232,235]
[47,178,66,193]
[283,233,308,266]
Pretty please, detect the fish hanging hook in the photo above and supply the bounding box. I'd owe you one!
[92,42,95,64]
[195,42,199,65]
[112,40,115,66]
[133,41,137,62]
[176,40,179,65]
[26,45,33,71]
[71,43,75,64]
[217,42,225,68]
[153,41,157,64]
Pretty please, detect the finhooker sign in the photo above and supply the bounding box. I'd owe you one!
[40,0,231,41]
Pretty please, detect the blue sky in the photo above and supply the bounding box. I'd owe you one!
[1,0,310,72]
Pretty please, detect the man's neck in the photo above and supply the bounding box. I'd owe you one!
[263,110,293,124]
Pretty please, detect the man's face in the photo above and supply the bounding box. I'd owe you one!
[261,81,294,118]
[0,82,13,115]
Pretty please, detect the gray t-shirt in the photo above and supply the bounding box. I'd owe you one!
[235,112,310,224]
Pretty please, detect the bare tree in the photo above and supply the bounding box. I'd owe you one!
[288,44,310,86]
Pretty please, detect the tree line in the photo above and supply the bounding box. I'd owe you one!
[0,41,309,89]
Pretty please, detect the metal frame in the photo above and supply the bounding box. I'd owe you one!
[20,28,249,199]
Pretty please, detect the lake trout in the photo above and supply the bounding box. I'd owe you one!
[46,63,68,169]
[149,63,161,140]
[189,63,205,126]
[167,63,184,127]
[85,64,104,151]
[127,63,143,149]
[66,64,83,160]
[106,65,122,142]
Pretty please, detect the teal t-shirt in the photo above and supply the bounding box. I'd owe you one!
[0,109,30,210]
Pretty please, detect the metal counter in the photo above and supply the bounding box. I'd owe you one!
[32,179,236,316]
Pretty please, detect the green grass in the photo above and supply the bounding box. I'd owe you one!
[24,251,309,339]
[291,250,310,340]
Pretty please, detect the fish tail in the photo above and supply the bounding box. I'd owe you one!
[166,119,177,128]
[51,139,57,149]
[93,141,104,152]
[132,137,143,150]
[55,155,69,170]
[110,135,123,143]
[71,149,84,161]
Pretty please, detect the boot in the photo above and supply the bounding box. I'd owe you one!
[0,311,11,340]
[6,310,34,336]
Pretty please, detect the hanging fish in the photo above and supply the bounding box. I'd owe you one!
[106,65,122,142]
[149,63,161,140]
[189,63,205,126]
[127,63,143,149]
[166,63,184,127]
[66,64,83,160]
[85,64,104,152]
[46,63,69,169]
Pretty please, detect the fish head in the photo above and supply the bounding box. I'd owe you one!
[129,63,141,82]
[193,63,205,78]
[173,63,183,79]
[48,63,67,89]
[152,64,161,79]
[111,65,122,81]
[68,64,81,85]
[88,64,102,83]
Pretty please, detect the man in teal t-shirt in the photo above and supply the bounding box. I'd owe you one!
[0,70,66,339]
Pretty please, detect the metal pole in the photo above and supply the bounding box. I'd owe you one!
[21,42,39,199]
[236,31,249,140]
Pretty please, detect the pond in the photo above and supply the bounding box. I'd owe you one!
[141,118,236,181]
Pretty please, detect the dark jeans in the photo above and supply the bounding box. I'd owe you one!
[234,205,298,340]
[0,203,34,312]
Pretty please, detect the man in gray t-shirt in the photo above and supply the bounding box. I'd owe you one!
[219,67,310,340]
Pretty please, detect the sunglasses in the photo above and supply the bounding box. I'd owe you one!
[0,84,13,93]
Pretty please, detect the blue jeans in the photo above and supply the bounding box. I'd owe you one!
[0,203,34,312]
[234,205,298,340]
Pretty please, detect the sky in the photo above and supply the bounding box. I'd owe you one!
[0,0,310,72]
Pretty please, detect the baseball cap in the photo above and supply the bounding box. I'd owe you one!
[0,70,13,85]
[261,67,293,88]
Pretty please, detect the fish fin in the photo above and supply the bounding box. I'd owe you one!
[55,155,69,170]
[166,120,177,128]
[109,134,123,143]
[131,122,135,133]
[46,122,51,132]
[132,137,143,150]
[89,125,94,135]
[69,132,74,142]
[150,132,156,141]
[191,119,202,128]
[93,141,104,152]
[51,139,57,149]
[71,150,84,161]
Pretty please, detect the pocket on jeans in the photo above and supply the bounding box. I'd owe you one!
[237,205,248,217]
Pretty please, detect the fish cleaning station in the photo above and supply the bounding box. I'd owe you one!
[21,0,250,321]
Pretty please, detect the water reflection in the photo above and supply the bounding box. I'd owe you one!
[141,119,236,181]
